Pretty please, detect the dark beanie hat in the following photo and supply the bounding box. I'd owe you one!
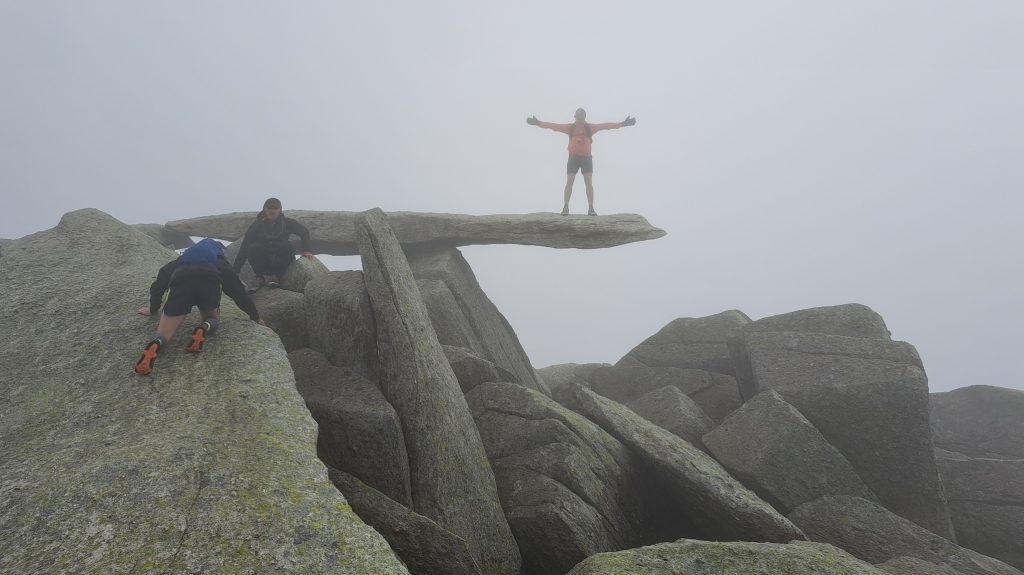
[263,197,282,210]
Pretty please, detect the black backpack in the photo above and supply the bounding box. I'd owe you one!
[568,122,592,141]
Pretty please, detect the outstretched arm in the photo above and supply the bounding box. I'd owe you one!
[590,116,636,134]
[528,117,573,134]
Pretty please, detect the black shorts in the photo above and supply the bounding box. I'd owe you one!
[163,265,222,316]
[567,154,594,174]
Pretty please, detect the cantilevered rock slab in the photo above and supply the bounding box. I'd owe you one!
[356,208,521,575]
[702,390,877,513]
[571,386,805,543]
[167,210,666,254]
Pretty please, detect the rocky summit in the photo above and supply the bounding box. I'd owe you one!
[2,209,1021,575]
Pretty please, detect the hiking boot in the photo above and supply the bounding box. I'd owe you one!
[135,339,161,375]
[560,206,569,216]
[247,276,265,294]
[186,322,209,353]
[587,207,597,216]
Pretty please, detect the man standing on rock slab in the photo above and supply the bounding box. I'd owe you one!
[527,108,636,216]
[134,238,264,376]
[232,197,314,293]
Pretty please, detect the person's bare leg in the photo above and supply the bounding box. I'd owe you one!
[155,313,187,343]
[562,173,577,214]
[583,172,596,215]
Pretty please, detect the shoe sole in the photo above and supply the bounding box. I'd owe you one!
[135,342,159,375]
[186,326,206,353]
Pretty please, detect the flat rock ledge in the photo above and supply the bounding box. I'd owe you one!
[166,210,667,254]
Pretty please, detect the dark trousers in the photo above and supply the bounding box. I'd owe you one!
[249,241,295,277]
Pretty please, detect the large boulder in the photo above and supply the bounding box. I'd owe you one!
[288,348,412,507]
[537,362,610,405]
[586,365,742,424]
[567,539,888,575]
[937,454,1024,569]
[417,278,485,351]
[408,245,548,395]
[617,310,751,375]
[930,386,1024,459]
[443,345,518,393]
[466,382,670,575]
[131,223,195,249]
[730,330,953,538]
[328,469,482,575]
[356,208,520,575]
[627,386,713,449]
[741,303,892,340]
[876,557,965,575]
[252,288,308,352]
[304,271,379,382]
[702,390,877,513]
[280,255,330,293]
[0,209,408,574]
[571,385,805,543]
[790,496,1022,575]
[167,210,667,253]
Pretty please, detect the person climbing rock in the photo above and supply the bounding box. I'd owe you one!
[527,108,636,216]
[135,238,264,375]
[232,197,314,292]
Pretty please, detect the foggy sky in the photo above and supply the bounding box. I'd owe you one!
[2,1,1021,392]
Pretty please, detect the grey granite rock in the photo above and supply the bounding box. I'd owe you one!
[586,365,742,424]
[304,271,378,382]
[702,390,877,513]
[567,539,888,575]
[408,245,548,395]
[877,557,965,575]
[356,208,520,575]
[417,277,485,351]
[466,382,672,575]
[537,362,610,405]
[281,255,330,293]
[0,209,408,574]
[617,310,751,375]
[790,496,1022,575]
[288,348,412,507]
[930,386,1024,459]
[252,287,308,352]
[627,386,713,449]
[937,454,1024,569]
[443,345,518,393]
[328,468,482,575]
[131,223,195,249]
[167,210,667,253]
[730,330,953,538]
[572,385,806,543]
[742,303,892,340]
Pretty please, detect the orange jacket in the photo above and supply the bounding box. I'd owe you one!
[538,121,623,157]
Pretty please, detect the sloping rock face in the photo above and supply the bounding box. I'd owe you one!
[937,455,1024,569]
[252,288,308,352]
[567,539,888,575]
[586,366,742,424]
[930,386,1024,459]
[617,310,751,375]
[627,386,713,449]
[703,390,876,513]
[741,303,892,340]
[730,330,953,538]
[572,386,805,543]
[877,557,965,575]
[304,271,379,382]
[288,348,412,507]
[356,208,521,575]
[167,210,667,253]
[281,256,330,292]
[328,469,482,575]
[537,362,610,405]
[466,382,670,575]
[418,278,485,351]
[0,209,408,574]
[443,345,518,393]
[790,496,1022,575]
[131,223,195,249]
[408,245,549,395]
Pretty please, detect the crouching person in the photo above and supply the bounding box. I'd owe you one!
[233,197,314,292]
[135,238,264,375]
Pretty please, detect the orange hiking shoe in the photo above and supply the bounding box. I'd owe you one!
[135,339,161,375]
[186,323,209,353]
